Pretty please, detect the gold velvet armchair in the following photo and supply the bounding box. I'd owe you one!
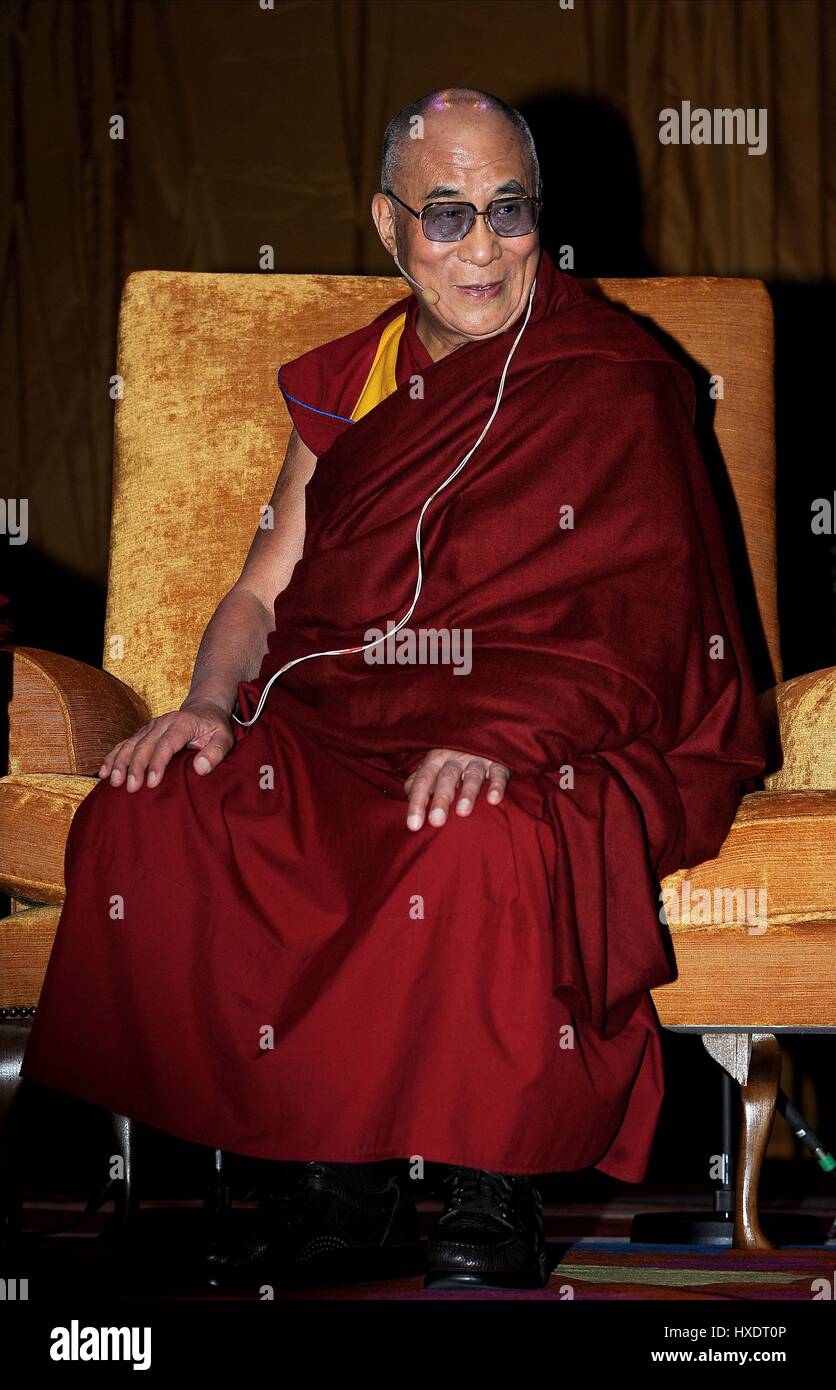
[1,271,834,1249]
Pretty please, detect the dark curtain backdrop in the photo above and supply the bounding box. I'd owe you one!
[1,0,835,1178]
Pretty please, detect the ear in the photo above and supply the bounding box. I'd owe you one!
[371,192,398,257]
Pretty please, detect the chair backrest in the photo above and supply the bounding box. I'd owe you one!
[105,272,778,716]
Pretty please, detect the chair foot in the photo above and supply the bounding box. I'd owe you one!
[702,1030,781,1251]
[734,1033,781,1250]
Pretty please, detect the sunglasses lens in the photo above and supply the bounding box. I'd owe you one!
[420,197,540,241]
[489,198,538,236]
[422,204,474,241]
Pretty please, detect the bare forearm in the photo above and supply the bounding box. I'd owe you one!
[184,587,275,715]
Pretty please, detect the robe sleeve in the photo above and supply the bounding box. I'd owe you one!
[277,298,410,458]
[278,351,355,459]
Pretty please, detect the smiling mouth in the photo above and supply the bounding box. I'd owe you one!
[456,281,504,298]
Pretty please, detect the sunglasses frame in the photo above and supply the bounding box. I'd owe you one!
[384,188,543,241]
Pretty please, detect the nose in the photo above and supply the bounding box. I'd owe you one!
[457,213,502,268]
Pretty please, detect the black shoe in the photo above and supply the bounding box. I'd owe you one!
[424,1166,550,1290]
[204,1161,422,1289]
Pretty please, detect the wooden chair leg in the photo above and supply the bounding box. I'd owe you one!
[734,1032,781,1250]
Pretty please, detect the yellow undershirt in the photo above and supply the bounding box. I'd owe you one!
[349,312,408,421]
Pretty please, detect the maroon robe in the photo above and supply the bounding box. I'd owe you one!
[21,251,766,1180]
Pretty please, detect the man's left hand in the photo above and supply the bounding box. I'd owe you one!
[403,749,510,831]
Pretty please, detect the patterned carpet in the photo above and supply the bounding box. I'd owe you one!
[8,1191,835,1301]
[372,1244,836,1301]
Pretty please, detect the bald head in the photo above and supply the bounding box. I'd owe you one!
[380,87,540,199]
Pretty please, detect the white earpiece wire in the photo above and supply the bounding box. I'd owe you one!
[233,277,537,728]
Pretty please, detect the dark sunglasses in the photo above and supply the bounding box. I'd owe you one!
[384,188,542,242]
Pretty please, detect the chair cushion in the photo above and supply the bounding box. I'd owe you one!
[655,789,836,1027]
[0,902,63,1007]
[0,773,97,903]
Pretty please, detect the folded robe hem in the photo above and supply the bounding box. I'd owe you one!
[21,1074,655,1182]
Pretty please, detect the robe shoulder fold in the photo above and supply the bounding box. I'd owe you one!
[277,291,428,457]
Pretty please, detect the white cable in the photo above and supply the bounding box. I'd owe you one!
[232,277,537,728]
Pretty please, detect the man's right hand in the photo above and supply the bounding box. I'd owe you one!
[97,698,235,792]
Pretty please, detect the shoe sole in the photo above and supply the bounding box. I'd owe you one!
[423,1250,551,1292]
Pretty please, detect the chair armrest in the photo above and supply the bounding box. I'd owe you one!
[759,665,836,792]
[1,645,150,776]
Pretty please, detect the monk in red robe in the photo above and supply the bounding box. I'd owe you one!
[21,87,766,1292]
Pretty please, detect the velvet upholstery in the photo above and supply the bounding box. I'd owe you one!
[0,904,63,1011]
[653,790,836,1028]
[760,666,836,792]
[0,775,97,904]
[3,647,149,776]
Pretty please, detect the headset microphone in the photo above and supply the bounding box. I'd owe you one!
[393,254,440,305]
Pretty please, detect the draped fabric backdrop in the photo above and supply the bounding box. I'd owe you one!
[1,0,834,666]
